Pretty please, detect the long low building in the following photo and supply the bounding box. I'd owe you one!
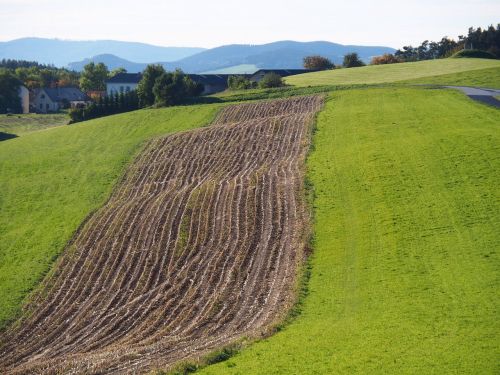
[106,69,314,96]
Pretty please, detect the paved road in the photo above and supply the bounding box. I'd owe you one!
[445,86,500,108]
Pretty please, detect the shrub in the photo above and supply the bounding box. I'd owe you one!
[452,49,497,59]
[258,73,284,89]
[371,53,400,65]
[303,55,335,70]
[343,52,366,68]
[228,75,255,90]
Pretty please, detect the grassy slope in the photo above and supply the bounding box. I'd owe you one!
[402,66,500,88]
[200,88,499,374]
[286,58,500,87]
[0,104,220,328]
[0,113,68,136]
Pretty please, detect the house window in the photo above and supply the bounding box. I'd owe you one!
[126,86,130,92]
[40,103,43,109]
[46,104,50,110]
[41,94,45,99]
[120,86,124,92]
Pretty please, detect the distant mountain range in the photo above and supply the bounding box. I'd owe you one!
[0,38,205,66]
[160,41,395,73]
[0,38,396,74]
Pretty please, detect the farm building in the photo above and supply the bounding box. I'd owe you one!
[104,69,315,97]
[32,87,90,113]
[249,69,313,83]
[106,73,142,95]
[187,74,234,95]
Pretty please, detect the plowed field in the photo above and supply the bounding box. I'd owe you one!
[0,96,323,374]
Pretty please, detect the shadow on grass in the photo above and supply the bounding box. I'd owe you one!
[0,132,18,142]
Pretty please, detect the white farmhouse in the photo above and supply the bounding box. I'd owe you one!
[106,73,142,96]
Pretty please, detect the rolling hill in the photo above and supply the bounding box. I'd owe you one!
[160,41,395,73]
[63,40,396,73]
[0,38,205,67]
[0,105,220,330]
[286,58,500,87]
[199,87,500,375]
[68,54,152,72]
[0,59,498,374]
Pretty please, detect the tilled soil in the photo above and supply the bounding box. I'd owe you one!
[0,95,324,374]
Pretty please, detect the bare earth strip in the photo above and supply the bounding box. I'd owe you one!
[0,96,323,374]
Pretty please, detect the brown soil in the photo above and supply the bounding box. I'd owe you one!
[0,95,324,374]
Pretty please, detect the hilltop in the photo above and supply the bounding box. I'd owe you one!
[286,58,500,87]
[0,53,498,374]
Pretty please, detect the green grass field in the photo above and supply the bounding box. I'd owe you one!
[286,58,500,87]
[402,66,500,88]
[1,84,499,373]
[199,87,499,374]
[0,105,220,328]
[0,113,68,138]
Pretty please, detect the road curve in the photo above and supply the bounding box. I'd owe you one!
[444,86,500,108]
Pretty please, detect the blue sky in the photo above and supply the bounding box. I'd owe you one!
[0,0,499,48]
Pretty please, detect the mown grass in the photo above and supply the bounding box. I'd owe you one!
[199,87,499,374]
[0,113,68,138]
[286,58,500,87]
[0,104,220,329]
[401,66,500,88]
[202,84,367,104]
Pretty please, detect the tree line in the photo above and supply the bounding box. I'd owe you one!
[69,65,203,122]
[392,24,499,63]
[0,59,80,89]
[302,24,499,70]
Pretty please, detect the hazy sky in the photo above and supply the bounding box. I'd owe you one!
[1,0,498,48]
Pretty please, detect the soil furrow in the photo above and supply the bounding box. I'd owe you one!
[0,95,323,374]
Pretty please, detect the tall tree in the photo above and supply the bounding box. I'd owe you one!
[137,64,166,107]
[0,69,22,114]
[303,55,334,70]
[152,69,199,107]
[79,62,109,91]
[343,53,366,68]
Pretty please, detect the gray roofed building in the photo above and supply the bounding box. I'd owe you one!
[106,73,143,96]
[187,74,240,95]
[32,87,90,113]
[43,87,89,102]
